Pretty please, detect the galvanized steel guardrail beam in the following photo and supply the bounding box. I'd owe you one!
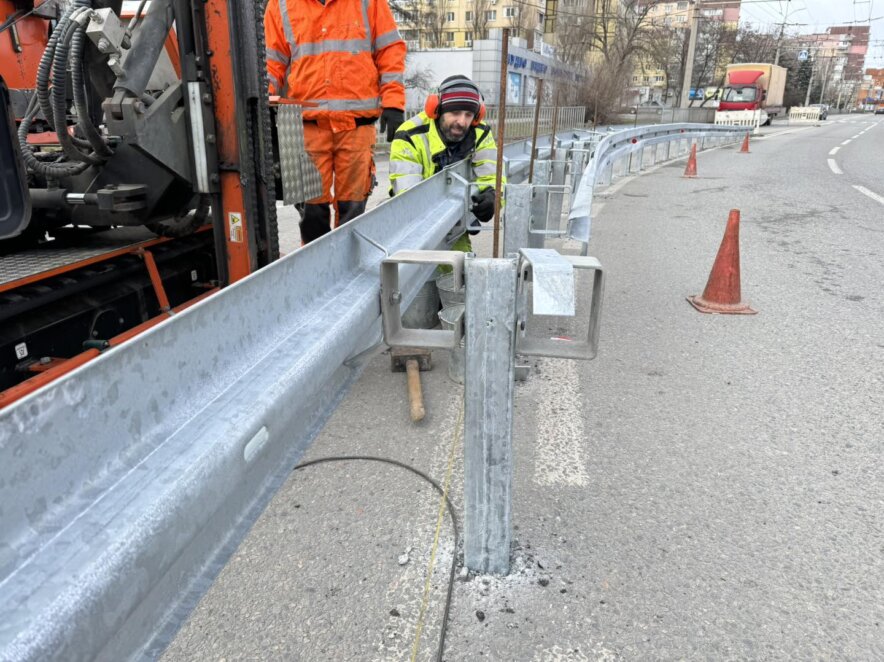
[0,162,479,662]
[567,123,746,248]
[0,119,731,659]
[0,125,596,660]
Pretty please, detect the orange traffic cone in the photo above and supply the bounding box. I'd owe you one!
[687,209,757,315]
[683,143,698,178]
[739,132,750,153]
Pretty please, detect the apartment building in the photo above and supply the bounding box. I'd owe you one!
[630,0,741,106]
[392,1,584,108]
[856,68,884,110]
[392,0,546,50]
[797,26,870,109]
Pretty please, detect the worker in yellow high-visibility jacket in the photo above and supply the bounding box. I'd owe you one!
[389,76,503,252]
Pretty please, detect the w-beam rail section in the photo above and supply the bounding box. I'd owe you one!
[0,122,743,661]
[567,123,745,251]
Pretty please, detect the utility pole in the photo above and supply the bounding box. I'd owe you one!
[774,0,791,66]
[803,51,816,107]
[679,0,701,108]
[818,54,833,105]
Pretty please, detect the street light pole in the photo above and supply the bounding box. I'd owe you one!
[679,0,701,108]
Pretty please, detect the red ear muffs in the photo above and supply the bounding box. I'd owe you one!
[424,93,440,119]
[425,93,486,126]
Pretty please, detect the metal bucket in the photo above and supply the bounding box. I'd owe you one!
[435,272,465,309]
[402,278,441,329]
[438,304,465,385]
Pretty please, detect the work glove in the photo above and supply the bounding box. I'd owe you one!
[470,188,496,223]
[380,108,405,142]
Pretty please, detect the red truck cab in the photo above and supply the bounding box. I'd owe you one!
[719,70,764,111]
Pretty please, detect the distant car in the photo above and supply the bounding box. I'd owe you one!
[632,101,665,115]
[875,106,884,115]
[808,103,828,120]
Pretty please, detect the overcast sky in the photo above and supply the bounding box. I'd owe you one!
[738,0,884,67]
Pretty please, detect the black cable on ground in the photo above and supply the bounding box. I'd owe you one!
[293,455,459,662]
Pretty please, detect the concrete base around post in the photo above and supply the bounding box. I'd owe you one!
[463,256,518,575]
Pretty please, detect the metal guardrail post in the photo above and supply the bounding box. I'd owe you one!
[463,255,519,574]
[503,184,532,257]
[528,160,551,248]
[548,148,568,233]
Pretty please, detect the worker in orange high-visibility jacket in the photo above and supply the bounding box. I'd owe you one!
[265,0,406,244]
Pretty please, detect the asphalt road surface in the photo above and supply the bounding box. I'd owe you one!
[162,116,883,661]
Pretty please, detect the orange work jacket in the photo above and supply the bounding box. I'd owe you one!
[265,0,406,129]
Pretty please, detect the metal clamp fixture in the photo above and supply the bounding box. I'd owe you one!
[517,248,605,360]
[380,250,465,349]
[528,184,572,236]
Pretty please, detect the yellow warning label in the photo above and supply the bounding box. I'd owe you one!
[228,212,243,243]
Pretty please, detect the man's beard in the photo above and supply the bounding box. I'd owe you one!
[440,123,465,143]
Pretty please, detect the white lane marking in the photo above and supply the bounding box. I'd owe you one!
[828,159,843,175]
[841,139,852,145]
[851,134,861,139]
[534,359,589,487]
[829,146,841,155]
[853,185,884,206]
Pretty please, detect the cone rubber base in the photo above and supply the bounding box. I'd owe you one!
[687,295,757,315]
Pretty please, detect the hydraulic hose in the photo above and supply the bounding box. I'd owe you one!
[70,22,113,158]
[18,94,91,177]
[20,0,116,176]
[51,8,105,165]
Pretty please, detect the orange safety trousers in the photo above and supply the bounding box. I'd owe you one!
[299,122,376,243]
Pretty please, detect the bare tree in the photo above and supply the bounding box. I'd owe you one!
[469,0,493,41]
[693,23,778,102]
[641,24,686,104]
[388,0,424,47]
[423,0,448,48]
[507,0,541,41]
[554,0,665,119]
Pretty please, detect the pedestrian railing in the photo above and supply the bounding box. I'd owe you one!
[635,107,716,125]
[1,118,744,660]
[375,105,587,147]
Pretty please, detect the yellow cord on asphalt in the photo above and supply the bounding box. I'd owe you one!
[409,399,464,662]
